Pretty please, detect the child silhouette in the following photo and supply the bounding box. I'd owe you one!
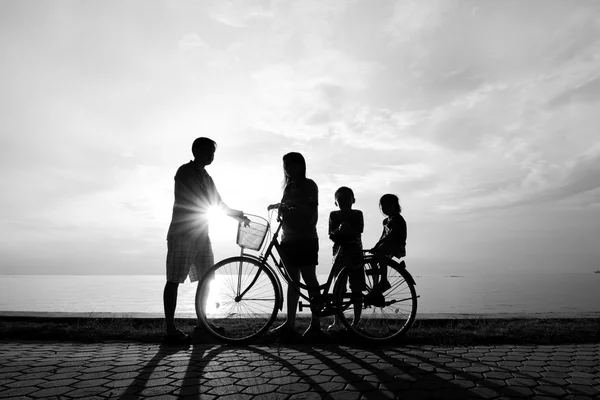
[372,194,407,293]
[328,186,365,331]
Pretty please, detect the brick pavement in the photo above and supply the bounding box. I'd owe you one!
[0,341,599,399]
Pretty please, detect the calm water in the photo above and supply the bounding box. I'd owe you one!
[1,273,599,316]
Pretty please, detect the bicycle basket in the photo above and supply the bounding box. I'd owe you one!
[236,216,269,251]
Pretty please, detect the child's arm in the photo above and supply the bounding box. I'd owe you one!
[373,216,406,256]
[337,211,364,235]
[328,213,339,242]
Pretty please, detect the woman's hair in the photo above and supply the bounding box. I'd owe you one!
[192,137,217,158]
[282,152,307,188]
[380,193,401,213]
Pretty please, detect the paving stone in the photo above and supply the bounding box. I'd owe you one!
[467,386,500,399]
[312,381,346,393]
[431,388,469,400]
[533,385,568,397]
[0,385,39,397]
[144,395,179,400]
[275,382,312,394]
[0,371,23,380]
[506,377,539,387]
[72,378,111,388]
[28,386,74,398]
[567,377,598,386]
[506,386,535,398]
[5,378,47,388]
[37,378,79,388]
[485,379,508,388]
[136,385,177,397]
[49,371,81,380]
[65,386,116,398]
[2,341,600,400]
[569,371,596,378]
[544,365,572,372]
[300,392,350,400]
[565,384,600,397]
[464,365,493,373]
[484,371,513,380]
[207,384,246,396]
[220,394,252,400]
[251,393,288,400]
[452,378,477,389]
[242,383,279,395]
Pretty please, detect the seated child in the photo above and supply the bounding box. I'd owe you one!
[328,186,365,331]
[372,193,407,293]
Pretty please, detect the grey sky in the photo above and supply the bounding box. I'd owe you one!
[1,0,599,276]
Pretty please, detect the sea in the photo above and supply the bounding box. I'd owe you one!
[1,273,599,317]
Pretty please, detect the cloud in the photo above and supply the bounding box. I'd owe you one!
[547,75,600,108]
[523,149,600,206]
[3,0,600,275]
[249,50,381,139]
[208,0,274,27]
[178,33,209,51]
[384,0,456,44]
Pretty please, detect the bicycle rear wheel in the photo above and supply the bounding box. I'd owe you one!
[333,257,417,342]
[197,256,280,343]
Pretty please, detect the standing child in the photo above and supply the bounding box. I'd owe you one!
[328,187,365,331]
[372,194,407,293]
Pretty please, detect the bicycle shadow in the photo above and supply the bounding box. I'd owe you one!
[243,342,547,399]
[202,343,496,399]
[353,345,529,398]
[114,339,534,399]
[259,343,474,399]
[381,345,590,399]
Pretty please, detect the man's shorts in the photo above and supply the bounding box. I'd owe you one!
[166,234,214,284]
[280,238,319,268]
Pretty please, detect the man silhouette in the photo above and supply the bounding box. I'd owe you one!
[163,137,249,343]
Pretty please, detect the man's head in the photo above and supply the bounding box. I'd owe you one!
[192,137,217,166]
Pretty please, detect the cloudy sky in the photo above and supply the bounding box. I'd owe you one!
[1,0,599,277]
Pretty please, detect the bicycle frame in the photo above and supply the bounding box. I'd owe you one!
[240,215,339,312]
[237,213,416,316]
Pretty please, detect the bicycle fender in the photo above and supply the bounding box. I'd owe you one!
[390,259,417,286]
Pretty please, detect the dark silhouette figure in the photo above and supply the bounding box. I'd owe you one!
[327,186,365,332]
[268,152,322,337]
[163,137,250,344]
[372,193,407,293]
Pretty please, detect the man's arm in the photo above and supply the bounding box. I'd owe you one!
[210,176,250,225]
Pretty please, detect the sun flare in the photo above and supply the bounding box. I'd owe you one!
[206,205,237,242]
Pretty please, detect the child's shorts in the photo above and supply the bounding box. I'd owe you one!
[332,252,366,292]
[280,238,319,267]
[166,234,214,284]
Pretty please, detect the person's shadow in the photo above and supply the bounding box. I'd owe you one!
[114,342,194,399]
[158,342,523,398]
[116,335,540,399]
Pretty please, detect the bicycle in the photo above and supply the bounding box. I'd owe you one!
[197,210,419,344]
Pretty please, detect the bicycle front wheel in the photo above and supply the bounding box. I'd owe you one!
[197,256,280,343]
[333,257,417,342]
